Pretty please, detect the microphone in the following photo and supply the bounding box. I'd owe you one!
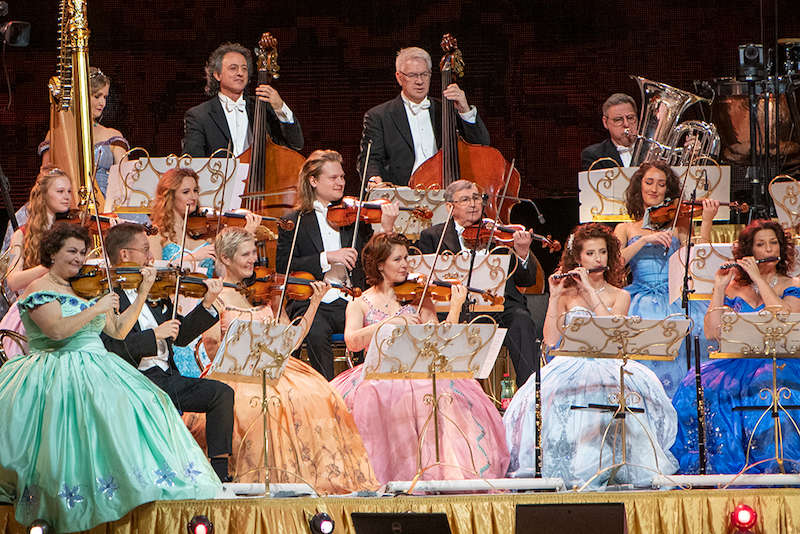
[482,193,489,207]
[520,199,546,224]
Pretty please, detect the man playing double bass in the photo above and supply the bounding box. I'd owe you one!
[182,42,304,157]
[357,46,490,187]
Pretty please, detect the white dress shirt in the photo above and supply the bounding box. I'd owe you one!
[616,144,633,167]
[124,289,171,372]
[401,94,479,174]
[218,93,295,157]
[313,201,351,303]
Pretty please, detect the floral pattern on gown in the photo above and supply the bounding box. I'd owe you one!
[503,306,679,488]
[625,235,709,397]
[329,296,510,484]
[183,304,379,493]
[0,291,220,533]
[671,287,800,474]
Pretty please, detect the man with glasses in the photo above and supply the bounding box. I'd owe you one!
[415,180,540,387]
[581,93,639,170]
[357,47,490,186]
[99,222,236,483]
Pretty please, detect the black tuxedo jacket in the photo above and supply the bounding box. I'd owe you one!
[580,138,624,170]
[181,96,304,157]
[415,220,538,311]
[357,95,491,186]
[100,288,219,372]
[276,209,373,290]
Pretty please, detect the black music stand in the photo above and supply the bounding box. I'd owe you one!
[351,513,451,534]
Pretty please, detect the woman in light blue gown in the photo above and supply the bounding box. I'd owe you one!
[149,168,259,376]
[503,223,678,488]
[672,219,800,473]
[613,161,719,397]
[0,223,220,533]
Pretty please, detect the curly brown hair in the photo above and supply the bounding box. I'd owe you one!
[732,219,795,285]
[150,168,200,246]
[40,223,90,268]
[557,223,625,288]
[362,232,410,286]
[624,161,681,220]
[23,167,72,269]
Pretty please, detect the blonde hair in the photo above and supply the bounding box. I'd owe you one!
[295,150,344,212]
[150,168,200,246]
[23,167,70,269]
[215,226,255,264]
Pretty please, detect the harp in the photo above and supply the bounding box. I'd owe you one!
[47,0,99,209]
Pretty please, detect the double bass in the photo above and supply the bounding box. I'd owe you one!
[409,34,521,222]
[238,32,306,264]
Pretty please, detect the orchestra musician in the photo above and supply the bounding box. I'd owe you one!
[100,222,236,483]
[613,161,719,397]
[193,226,379,491]
[672,219,800,474]
[0,223,220,532]
[415,179,540,388]
[504,223,678,487]
[331,232,509,483]
[276,149,399,380]
[182,42,304,157]
[357,46,490,187]
[580,93,638,170]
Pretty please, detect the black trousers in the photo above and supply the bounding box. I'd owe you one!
[143,367,234,458]
[289,298,348,380]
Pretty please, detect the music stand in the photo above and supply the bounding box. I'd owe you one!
[351,512,451,534]
[550,314,691,490]
[208,316,307,493]
[363,318,506,485]
[366,185,448,239]
[712,307,800,478]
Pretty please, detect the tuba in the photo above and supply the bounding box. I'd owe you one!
[629,75,720,166]
[47,0,97,208]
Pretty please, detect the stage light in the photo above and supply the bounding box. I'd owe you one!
[187,515,214,534]
[731,503,757,531]
[28,519,52,534]
[309,512,335,534]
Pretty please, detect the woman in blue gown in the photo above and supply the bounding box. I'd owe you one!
[613,161,719,397]
[504,223,679,488]
[0,223,220,532]
[672,219,800,473]
[149,168,259,376]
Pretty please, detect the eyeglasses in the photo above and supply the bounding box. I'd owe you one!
[399,70,432,81]
[606,114,638,126]
[450,194,483,205]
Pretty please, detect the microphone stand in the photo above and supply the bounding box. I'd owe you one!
[0,162,17,232]
[462,199,486,322]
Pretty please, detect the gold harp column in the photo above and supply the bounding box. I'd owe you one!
[68,0,96,209]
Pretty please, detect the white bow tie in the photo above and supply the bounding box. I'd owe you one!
[616,145,633,154]
[223,98,246,113]
[407,98,431,115]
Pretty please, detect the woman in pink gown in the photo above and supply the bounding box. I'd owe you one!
[332,233,510,483]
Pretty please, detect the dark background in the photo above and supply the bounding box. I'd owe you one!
[1,0,799,257]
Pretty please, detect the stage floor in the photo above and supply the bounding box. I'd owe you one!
[2,486,799,533]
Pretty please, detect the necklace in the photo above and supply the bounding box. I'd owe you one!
[48,272,71,287]
[752,275,779,295]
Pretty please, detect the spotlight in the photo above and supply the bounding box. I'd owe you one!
[731,503,757,531]
[0,20,30,47]
[309,512,335,534]
[187,515,214,534]
[28,519,53,534]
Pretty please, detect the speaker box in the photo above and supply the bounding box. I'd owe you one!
[351,512,452,534]
[515,503,627,534]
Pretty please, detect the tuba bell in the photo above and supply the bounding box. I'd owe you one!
[629,75,720,166]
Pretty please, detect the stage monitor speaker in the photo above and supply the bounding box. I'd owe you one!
[351,512,452,534]
[515,503,627,534]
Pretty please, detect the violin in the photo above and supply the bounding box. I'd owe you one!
[392,273,503,306]
[719,256,780,271]
[326,197,433,227]
[644,199,749,229]
[461,218,562,253]
[183,209,293,241]
[551,266,608,280]
[240,267,362,305]
[69,263,177,299]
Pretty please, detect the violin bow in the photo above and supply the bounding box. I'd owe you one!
[171,204,191,321]
[215,138,234,238]
[350,140,372,250]
[85,168,116,312]
[277,210,303,320]
[417,204,455,309]
[483,158,516,254]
